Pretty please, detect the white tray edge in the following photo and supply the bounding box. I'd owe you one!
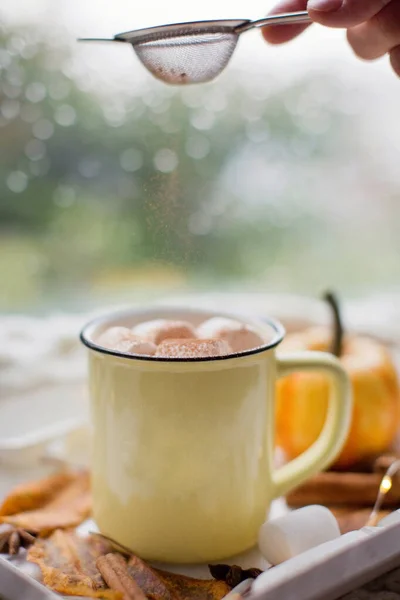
[250,519,400,600]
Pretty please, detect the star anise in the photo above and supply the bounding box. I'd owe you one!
[209,564,264,588]
[0,523,37,555]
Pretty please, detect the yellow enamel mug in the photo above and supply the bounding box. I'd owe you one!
[80,306,352,564]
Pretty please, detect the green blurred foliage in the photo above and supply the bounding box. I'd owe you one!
[1,20,399,312]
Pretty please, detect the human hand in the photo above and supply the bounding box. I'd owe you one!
[262,0,400,77]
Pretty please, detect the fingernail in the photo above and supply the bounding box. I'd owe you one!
[307,0,342,12]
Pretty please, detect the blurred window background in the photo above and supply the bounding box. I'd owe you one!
[1,0,400,313]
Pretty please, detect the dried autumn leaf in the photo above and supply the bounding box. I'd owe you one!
[28,529,121,599]
[29,530,230,600]
[0,471,80,517]
[1,470,91,535]
[156,568,231,600]
[127,553,231,600]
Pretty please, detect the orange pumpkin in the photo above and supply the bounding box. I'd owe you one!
[276,293,400,469]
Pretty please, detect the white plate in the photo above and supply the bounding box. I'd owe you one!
[0,557,59,600]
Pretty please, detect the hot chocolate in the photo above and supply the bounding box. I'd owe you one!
[96,316,263,357]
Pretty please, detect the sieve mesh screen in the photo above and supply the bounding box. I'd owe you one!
[132,31,239,84]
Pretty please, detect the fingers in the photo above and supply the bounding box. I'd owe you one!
[347,0,400,60]
[262,0,393,44]
[262,0,400,78]
[262,0,311,44]
[308,0,392,28]
[390,45,400,76]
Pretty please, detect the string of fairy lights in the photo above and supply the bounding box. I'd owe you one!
[366,459,400,527]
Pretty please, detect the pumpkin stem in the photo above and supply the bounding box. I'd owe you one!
[323,291,343,357]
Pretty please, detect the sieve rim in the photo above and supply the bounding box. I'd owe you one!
[115,19,250,45]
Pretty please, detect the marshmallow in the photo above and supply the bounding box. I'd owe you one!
[196,317,263,353]
[258,505,341,565]
[113,338,156,356]
[97,327,156,356]
[131,319,196,345]
[97,326,134,348]
[155,338,232,359]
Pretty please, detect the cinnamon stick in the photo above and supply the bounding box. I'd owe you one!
[286,471,400,508]
[97,553,147,600]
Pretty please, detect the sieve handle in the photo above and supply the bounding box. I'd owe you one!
[235,10,311,33]
[77,38,127,43]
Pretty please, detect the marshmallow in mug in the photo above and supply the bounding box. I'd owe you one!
[97,326,156,356]
[258,505,341,565]
[156,338,232,358]
[113,338,157,355]
[197,317,263,353]
[97,326,132,347]
[131,319,196,345]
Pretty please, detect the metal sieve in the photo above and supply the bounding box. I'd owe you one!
[78,11,311,85]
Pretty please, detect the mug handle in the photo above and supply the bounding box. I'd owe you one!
[271,350,353,499]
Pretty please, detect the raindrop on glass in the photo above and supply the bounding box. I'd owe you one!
[53,185,76,207]
[190,110,215,131]
[1,99,20,120]
[7,171,28,193]
[120,148,143,173]
[185,135,210,160]
[25,82,46,103]
[153,149,178,173]
[54,104,76,127]
[25,139,46,161]
[32,118,54,140]
[103,104,126,127]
